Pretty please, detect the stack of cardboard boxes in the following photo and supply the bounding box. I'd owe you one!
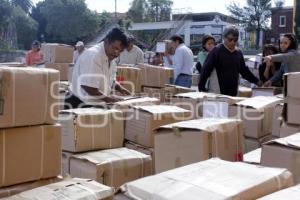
[42,43,74,82]
[0,66,61,198]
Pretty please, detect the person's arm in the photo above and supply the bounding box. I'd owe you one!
[198,48,217,91]
[173,48,183,79]
[114,81,131,95]
[81,85,121,103]
[25,52,30,66]
[263,63,271,80]
[239,52,260,85]
[264,64,285,86]
[269,51,296,63]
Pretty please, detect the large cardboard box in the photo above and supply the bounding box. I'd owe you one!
[238,86,252,97]
[117,66,141,93]
[252,87,282,97]
[284,97,300,125]
[261,133,300,183]
[112,97,159,110]
[125,105,192,147]
[42,43,74,63]
[284,72,300,98]
[61,151,73,176]
[0,67,59,128]
[229,96,282,139]
[139,64,173,87]
[258,184,300,199]
[0,177,61,198]
[0,125,61,187]
[279,123,300,138]
[59,108,124,152]
[244,134,273,153]
[244,148,261,165]
[121,158,293,200]
[45,63,71,81]
[272,103,283,138]
[164,84,195,94]
[0,62,26,67]
[4,178,114,200]
[69,148,152,188]
[154,118,244,173]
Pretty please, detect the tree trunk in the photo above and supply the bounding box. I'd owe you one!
[255,28,260,50]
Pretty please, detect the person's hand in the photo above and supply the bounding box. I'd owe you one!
[263,56,272,63]
[104,96,123,103]
[119,87,131,96]
[263,80,272,87]
[256,80,263,87]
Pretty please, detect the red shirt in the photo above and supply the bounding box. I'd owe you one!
[25,50,44,66]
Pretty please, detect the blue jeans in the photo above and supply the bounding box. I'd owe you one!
[175,74,192,88]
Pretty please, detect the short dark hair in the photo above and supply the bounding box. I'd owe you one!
[105,27,128,47]
[283,33,298,50]
[32,40,41,48]
[170,35,184,44]
[202,35,215,51]
[262,44,279,57]
[223,26,239,38]
[127,35,135,43]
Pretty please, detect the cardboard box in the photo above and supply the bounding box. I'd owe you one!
[112,97,159,110]
[59,108,124,152]
[261,133,300,183]
[0,67,59,128]
[142,86,167,102]
[229,96,282,139]
[125,105,192,147]
[0,62,26,67]
[45,63,71,81]
[258,184,300,199]
[121,158,293,200]
[244,134,273,153]
[284,97,300,125]
[69,148,152,188]
[279,123,300,138]
[0,125,61,187]
[154,118,244,173]
[252,87,282,97]
[238,86,252,97]
[138,64,173,87]
[172,92,245,118]
[61,151,74,176]
[244,148,261,165]
[272,103,283,138]
[284,72,300,98]
[42,43,74,63]
[0,177,61,198]
[4,178,114,200]
[192,74,199,86]
[117,66,141,93]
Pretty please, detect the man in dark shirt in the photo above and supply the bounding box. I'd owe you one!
[198,26,262,96]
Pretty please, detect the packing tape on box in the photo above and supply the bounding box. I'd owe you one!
[40,126,45,179]
[109,113,112,148]
[1,130,6,186]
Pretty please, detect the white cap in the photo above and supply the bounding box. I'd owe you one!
[75,41,84,47]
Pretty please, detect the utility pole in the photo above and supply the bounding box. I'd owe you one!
[115,0,117,19]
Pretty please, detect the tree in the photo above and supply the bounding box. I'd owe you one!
[227,0,272,49]
[32,0,100,44]
[11,0,33,13]
[127,0,149,22]
[147,0,173,22]
[0,0,12,34]
[273,0,284,8]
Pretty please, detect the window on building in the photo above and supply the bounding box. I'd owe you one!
[279,16,286,27]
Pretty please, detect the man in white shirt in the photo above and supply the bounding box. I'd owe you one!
[118,36,144,65]
[73,41,85,64]
[65,28,130,109]
[170,35,194,88]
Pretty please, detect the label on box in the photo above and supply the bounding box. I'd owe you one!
[203,101,229,119]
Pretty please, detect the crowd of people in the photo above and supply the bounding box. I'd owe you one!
[24,26,300,108]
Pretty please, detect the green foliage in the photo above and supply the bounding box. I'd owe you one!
[0,0,12,34]
[32,0,100,44]
[11,0,33,13]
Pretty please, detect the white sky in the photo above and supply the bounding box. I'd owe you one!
[32,0,294,14]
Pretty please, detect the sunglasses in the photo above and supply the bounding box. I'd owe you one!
[226,37,238,42]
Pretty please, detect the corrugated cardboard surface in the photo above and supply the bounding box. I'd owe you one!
[261,132,300,183]
[0,177,61,198]
[238,86,252,97]
[0,67,59,128]
[252,87,282,97]
[284,72,300,99]
[244,134,273,153]
[280,123,300,138]
[59,108,124,152]
[69,148,153,188]
[272,104,283,138]
[258,184,300,199]
[45,63,71,81]
[112,97,159,110]
[244,148,261,165]
[121,158,293,200]
[285,98,300,125]
[4,178,114,200]
[142,87,166,102]
[42,43,74,63]
[125,105,192,147]
[154,118,244,173]
[0,125,61,187]
[117,66,141,93]
[61,151,74,176]
[138,64,173,87]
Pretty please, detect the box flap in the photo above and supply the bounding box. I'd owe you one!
[158,118,241,132]
[115,97,159,106]
[264,132,300,149]
[72,148,150,165]
[174,92,218,99]
[244,148,261,164]
[235,96,282,111]
[59,108,121,115]
[258,184,300,199]
[133,105,190,114]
